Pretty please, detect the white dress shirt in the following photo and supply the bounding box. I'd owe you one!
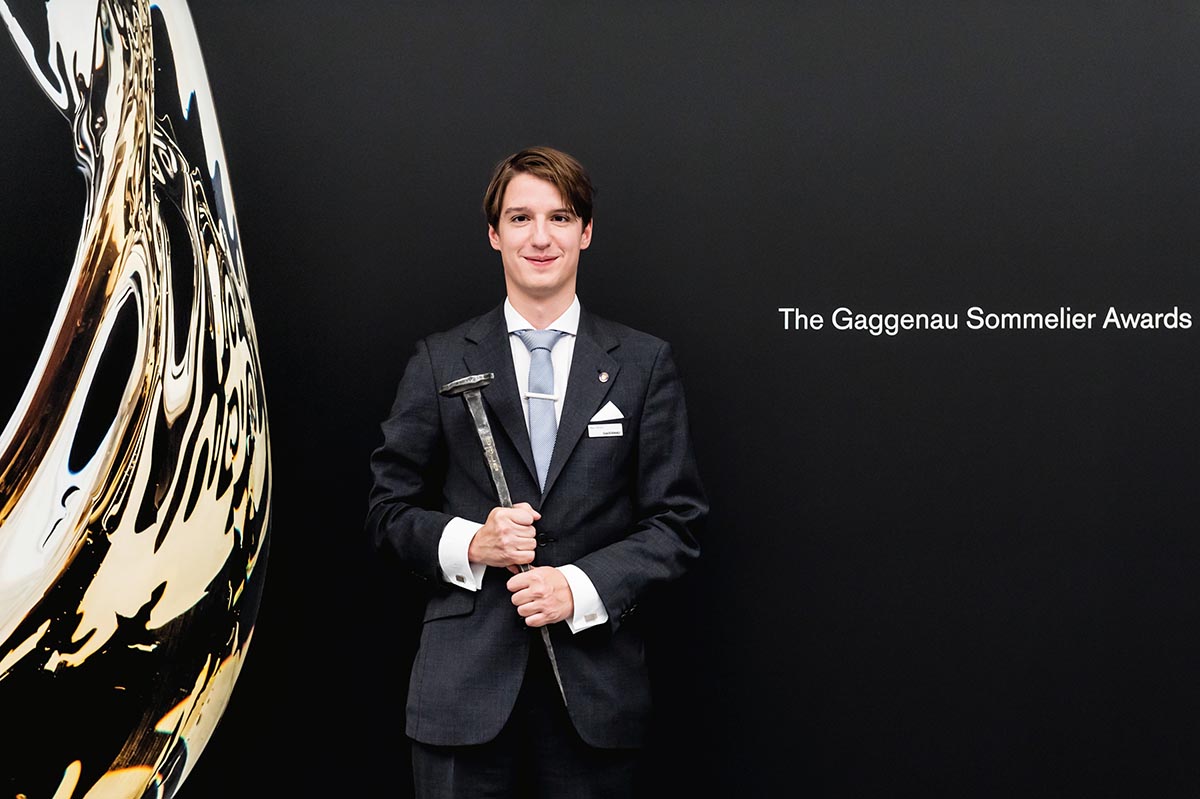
[437,296,609,633]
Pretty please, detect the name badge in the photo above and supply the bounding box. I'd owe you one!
[587,422,623,438]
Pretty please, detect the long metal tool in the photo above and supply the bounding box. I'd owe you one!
[439,372,568,707]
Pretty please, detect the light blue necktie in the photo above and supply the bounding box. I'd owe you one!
[514,328,567,491]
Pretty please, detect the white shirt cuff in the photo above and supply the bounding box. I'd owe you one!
[557,564,608,633]
[438,516,487,590]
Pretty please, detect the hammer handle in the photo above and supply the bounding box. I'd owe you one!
[460,391,568,705]
[464,392,513,508]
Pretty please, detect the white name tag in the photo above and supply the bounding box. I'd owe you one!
[587,422,623,438]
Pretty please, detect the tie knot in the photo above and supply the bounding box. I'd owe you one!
[514,328,566,353]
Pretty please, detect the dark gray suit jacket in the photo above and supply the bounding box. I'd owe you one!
[366,303,706,748]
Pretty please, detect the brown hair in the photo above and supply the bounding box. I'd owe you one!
[483,146,595,229]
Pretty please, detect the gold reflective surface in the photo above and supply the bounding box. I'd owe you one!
[0,2,270,796]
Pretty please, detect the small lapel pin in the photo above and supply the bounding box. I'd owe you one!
[598,371,610,383]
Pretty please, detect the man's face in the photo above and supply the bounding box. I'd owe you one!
[488,172,592,306]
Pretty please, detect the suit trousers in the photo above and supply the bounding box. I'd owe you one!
[410,639,641,799]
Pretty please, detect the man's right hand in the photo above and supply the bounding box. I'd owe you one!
[468,503,540,569]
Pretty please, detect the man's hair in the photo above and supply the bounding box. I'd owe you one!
[483,146,595,229]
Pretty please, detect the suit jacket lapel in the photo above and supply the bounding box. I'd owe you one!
[462,306,539,486]
[542,310,620,500]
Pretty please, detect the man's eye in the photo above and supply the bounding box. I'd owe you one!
[511,215,529,223]
[552,215,571,223]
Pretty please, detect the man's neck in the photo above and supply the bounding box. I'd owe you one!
[506,290,575,330]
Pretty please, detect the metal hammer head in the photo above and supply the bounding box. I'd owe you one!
[439,372,495,397]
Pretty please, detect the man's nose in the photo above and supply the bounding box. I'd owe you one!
[530,219,551,247]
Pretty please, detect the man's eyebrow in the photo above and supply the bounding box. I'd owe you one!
[502,205,575,215]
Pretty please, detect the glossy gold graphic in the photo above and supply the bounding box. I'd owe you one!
[0,1,270,796]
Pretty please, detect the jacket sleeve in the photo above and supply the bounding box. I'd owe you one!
[365,338,455,582]
[572,341,707,633]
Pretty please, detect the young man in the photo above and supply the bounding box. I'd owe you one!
[366,146,707,798]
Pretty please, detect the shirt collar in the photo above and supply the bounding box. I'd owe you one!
[504,295,580,335]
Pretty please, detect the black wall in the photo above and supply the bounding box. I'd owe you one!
[4,3,1199,796]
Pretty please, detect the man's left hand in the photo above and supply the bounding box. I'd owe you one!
[507,567,574,627]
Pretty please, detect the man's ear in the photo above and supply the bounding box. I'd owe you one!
[488,225,501,251]
[580,220,593,250]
